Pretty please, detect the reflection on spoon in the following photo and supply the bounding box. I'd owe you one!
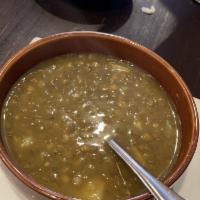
[79,110,115,148]
[87,121,112,148]
[93,121,106,135]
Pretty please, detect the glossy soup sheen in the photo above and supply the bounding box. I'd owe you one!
[1,54,181,200]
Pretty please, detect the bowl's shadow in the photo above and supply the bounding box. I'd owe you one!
[0,161,49,200]
[35,0,133,32]
[173,171,188,193]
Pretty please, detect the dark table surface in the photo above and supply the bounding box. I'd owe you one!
[0,0,200,98]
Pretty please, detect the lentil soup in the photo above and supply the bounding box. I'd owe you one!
[1,53,181,200]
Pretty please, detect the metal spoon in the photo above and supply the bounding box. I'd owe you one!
[107,139,185,200]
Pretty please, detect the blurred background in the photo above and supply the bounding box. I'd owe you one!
[0,0,200,98]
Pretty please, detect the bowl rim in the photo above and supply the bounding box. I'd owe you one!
[0,31,199,200]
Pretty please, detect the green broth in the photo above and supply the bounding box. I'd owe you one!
[1,53,181,200]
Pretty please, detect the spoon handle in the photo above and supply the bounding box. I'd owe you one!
[107,139,185,200]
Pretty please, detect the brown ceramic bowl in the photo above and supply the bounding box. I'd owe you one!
[0,32,199,200]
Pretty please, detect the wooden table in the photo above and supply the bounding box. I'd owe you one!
[0,0,200,97]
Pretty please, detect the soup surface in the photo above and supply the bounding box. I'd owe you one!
[1,54,181,200]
